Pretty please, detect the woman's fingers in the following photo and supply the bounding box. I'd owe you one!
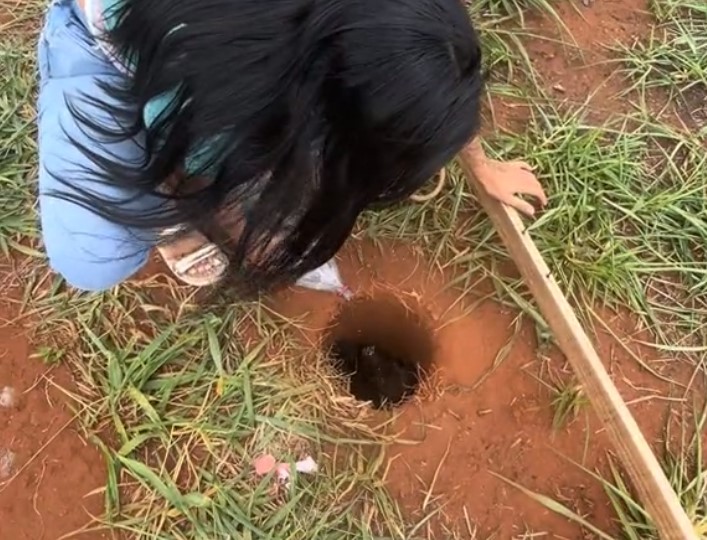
[473,159,548,217]
[493,190,536,217]
[508,196,537,217]
[510,173,548,206]
[510,160,535,172]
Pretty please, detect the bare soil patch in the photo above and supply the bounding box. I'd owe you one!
[0,270,109,540]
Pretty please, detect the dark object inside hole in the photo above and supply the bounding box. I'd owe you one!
[330,341,422,408]
[326,296,435,409]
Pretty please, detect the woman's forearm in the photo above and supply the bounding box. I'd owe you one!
[461,137,489,174]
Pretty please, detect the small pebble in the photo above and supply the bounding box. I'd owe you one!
[0,449,16,480]
[0,387,16,409]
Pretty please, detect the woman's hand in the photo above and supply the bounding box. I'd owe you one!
[471,158,547,217]
[462,138,548,217]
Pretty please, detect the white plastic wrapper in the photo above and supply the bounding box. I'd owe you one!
[295,259,353,299]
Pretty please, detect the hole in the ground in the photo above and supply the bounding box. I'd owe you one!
[325,295,435,409]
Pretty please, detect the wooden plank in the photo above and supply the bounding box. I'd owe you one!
[458,150,697,540]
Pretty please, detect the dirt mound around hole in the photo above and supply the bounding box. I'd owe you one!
[325,295,435,409]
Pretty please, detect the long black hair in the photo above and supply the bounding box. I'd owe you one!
[56,0,484,293]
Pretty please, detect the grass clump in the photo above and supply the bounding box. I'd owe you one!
[474,105,706,340]
[618,0,706,99]
[0,40,38,254]
[550,383,587,430]
[467,0,569,91]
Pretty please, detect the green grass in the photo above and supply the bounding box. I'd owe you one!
[531,356,589,430]
[1,0,706,538]
[542,377,588,431]
[492,107,706,329]
[0,39,38,255]
[549,383,587,431]
[618,0,706,103]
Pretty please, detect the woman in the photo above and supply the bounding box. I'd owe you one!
[37,0,546,293]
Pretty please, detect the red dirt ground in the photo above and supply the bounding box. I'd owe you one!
[486,0,655,135]
[273,240,702,538]
[517,0,704,133]
[0,270,109,540]
[526,0,653,114]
